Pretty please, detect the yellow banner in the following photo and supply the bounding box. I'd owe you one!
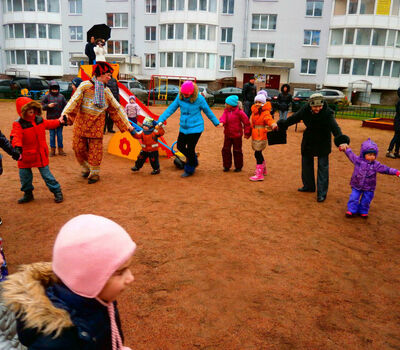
[376,0,391,15]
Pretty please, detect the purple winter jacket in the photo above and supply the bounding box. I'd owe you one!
[345,138,399,191]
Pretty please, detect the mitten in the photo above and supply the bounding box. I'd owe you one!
[11,148,20,160]
[396,171,400,178]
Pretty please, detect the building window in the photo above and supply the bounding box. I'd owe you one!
[330,29,343,45]
[348,0,358,14]
[48,25,60,39]
[146,0,156,13]
[47,0,59,12]
[382,61,391,76]
[221,27,233,42]
[392,0,400,15]
[16,50,25,64]
[342,58,351,74]
[344,28,355,44]
[306,0,323,16]
[199,25,206,40]
[160,24,183,40]
[69,52,79,67]
[38,24,46,38]
[188,0,216,11]
[39,50,48,64]
[14,23,23,38]
[222,0,234,14]
[252,14,277,30]
[220,55,232,71]
[145,54,156,68]
[69,0,82,14]
[386,30,396,46]
[69,26,83,41]
[187,24,196,39]
[304,30,320,46]
[250,43,275,58]
[327,58,340,74]
[49,51,61,65]
[37,0,45,11]
[25,23,36,38]
[23,0,35,11]
[301,59,317,74]
[159,52,183,68]
[356,28,371,45]
[26,50,38,64]
[360,0,374,14]
[371,29,386,46]
[13,0,22,11]
[107,40,129,54]
[392,61,400,77]
[368,60,382,76]
[145,26,156,41]
[352,58,367,75]
[160,0,185,10]
[107,13,128,28]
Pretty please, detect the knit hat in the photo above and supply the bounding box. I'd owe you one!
[254,93,266,104]
[92,61,114,77]
[52,214,136,298]
[257,90,270,100]
[142,116,154,127]
[129,95,136,102]
[309,93,324,107]
[225,95,239,107]
[180,80,195,95]
[71,77,83,88]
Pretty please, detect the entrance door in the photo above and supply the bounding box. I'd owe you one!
[265,74,280,89]
[243,73,254,85]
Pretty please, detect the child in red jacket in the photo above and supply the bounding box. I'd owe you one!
[219,95,251,172]
[131,117,165,175]
[10,97,66,203]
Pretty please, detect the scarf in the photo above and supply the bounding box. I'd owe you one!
[92,76,106,108]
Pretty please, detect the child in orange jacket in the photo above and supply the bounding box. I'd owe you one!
[249,92,277,181]
[131,117,165,175]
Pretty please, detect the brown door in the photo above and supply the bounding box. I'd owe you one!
[265,74,280,89]
[243,73,254,85]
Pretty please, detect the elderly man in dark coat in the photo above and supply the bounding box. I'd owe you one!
[277,93,350,202]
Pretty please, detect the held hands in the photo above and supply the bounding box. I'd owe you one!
[58,115,68,126]
[217,123,223,128]
[271,123,278,131]
[339,144,349,152]
[48,103,56,108]
[127,125,134,132]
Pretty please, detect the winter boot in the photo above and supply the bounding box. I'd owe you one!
[386,151,396,159]
[262,160,267,175]
[18,191,34,204]
[151,168,160,175]
[58,148,67,156]
[50,147,56,157]
[249,165,264,181]
[54,191,63,203]
[131,166,139,172]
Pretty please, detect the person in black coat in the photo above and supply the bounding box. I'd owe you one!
[84,36,96,65]
[277,93,350,202]
[104,77,120,133]
[277,84,292,121]
[242,76,257,118]
[386,87,400,158]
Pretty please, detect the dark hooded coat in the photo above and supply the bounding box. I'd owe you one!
[277,84,292,112]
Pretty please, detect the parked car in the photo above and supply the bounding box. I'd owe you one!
[317,89,349,106]
[212,87,243,104]
[119,80,149,103]
[0,79,17,99]
[148,84,180,102]
[0,77,49,99]
[56,81,73,100]
[198,86,215,106]
[292,90,316,112]
[260,88,280,112]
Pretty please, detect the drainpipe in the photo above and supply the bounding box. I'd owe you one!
[231,43,235,77]
[242,0,249,58]
[130,0,135,76]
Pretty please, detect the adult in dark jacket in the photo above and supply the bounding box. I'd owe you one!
[104,77,120,133]
[277,93,350,202]
[84,36,96,65]
[242,76,257,118]
[41,81,67,156]
[386,87,400,158]
[277,84,292,121]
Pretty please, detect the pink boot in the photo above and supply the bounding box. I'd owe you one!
[262,160,267,175]
[249,164,264,181]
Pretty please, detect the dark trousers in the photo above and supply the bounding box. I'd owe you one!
[243,101,253,118]
[104,113,114,132]
[388,130,400,153]
[177,132,201,167]
[301,154,329,197]
[135,151,160,170]
[254,151,264,165]
[222,136,243,170]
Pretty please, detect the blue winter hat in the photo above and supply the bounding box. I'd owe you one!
[225,95,239,107]
[71,77,83,88]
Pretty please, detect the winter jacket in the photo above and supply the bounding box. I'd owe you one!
[132,127,165,152]
[10,100,60,169]
[158,85,219,134]
[250,102,275,142]
[278,102,347,156]
[125,102,141,121]
[2,263,125,350]
[242,82,257,103]
[277,84,292,112]
[41,93,67,120]
[106,78,120,103]
[94,46,106,62]
[0,130,19,175]
[394,88,400,132]
[220,106,251,139]
[345,138,399,192]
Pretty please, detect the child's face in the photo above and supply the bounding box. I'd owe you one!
[254,101,263,107]
[143,125,149,131]
[97,256,134,302]
[25,108,36,118]
[364,153,376,162]
[225,104,234,110]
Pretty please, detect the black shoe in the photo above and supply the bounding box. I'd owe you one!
[181,171,193,178]
[223,168,230,172]
[88,175,99,184]
[54,191,63,203]
[18,191,34,204]
[317,195,326,202]
[131,166,139,172]
[298,187,315,192]
[151,169,160,175]
[234,168,242,172]
[108,130,116,133]
[0,217,2,225]
[82,171,90,178]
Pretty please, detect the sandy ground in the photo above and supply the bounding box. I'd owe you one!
[0,100,400,349]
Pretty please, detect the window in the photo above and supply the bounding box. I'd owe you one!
[69,26,83,41]
[306,0,323,16]
[330,29,343,45]
[13,0,22,11]
[304,30,320,45]
[146,0,156,13]
[8,25,14,38]
[47,0,59,12]
[208,25,216,40]
[26,50,37,64]
[159,52,183,68]
[167,24,174,39]
[145,26,156,41]
[145,54,156,68]
[345,28,355,44]
[187,24,197,39]
[301,59,317,74]
[69,53,79,67]
[160,24,183,40]
[14,24,23,38]
[209,0,216,12]
[252,14,277,30]
[68,0,81,14]
[175,52,183,67]
[107,40,128,54]
[37,0,45,11]
[368,59,382,76]
[327,58,340,74]
[197,53,205,68]
[107,13,128,28]
[49,51,61,65]
[250,43,275,58]
[348,0,358,13]
[16,50,25,64]
[382,61,391,76]
[23,0,35,11]
[220,55,232,70]
[199,25,206,40]
[359,0,374,14]
[186,53,195,68]
[39,50,47,64]
[38,24,46,38]
[48,25,60,39]
[24,23,36,38]
[356,28,371,45]
[221,27,233,42]
[386,30,396,46]
[161,0,182,11]
[392,0,400,15]
[352,58,367,75]
[222,0,234,14]
[392,61,400,77]
[342,58,351,74]
[188,0,197,10]
[371,29,386,46]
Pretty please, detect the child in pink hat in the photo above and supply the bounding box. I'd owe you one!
[2,214,136,350]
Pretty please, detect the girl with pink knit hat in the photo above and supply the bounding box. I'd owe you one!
[2,214,136,350]
[157,80,222,177]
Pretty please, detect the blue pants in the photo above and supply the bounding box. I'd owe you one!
[19,166,61,193]
[279,110,288,121]
[347,188,374,215]
[49,126,63,148]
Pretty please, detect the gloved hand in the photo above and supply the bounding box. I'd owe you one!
[13,147,22,161]
[58,115,68,126]
[396,171,400,178]
[339,144,349,151]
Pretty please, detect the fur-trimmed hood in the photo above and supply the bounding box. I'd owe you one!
[2,262,73,338]
[179,84,199,103]
[15,97,42,119]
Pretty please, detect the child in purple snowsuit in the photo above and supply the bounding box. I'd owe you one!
[341,138,400,218]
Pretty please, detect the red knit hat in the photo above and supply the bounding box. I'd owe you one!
[92,61,114,77]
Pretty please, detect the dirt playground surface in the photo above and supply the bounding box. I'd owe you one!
[0,100,399,349]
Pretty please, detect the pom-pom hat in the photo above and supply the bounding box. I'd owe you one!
[254,93,266,104]
[309,93,324,107]
[225,95,239,107]
[52,214,136,298]
[180,80,195,95]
